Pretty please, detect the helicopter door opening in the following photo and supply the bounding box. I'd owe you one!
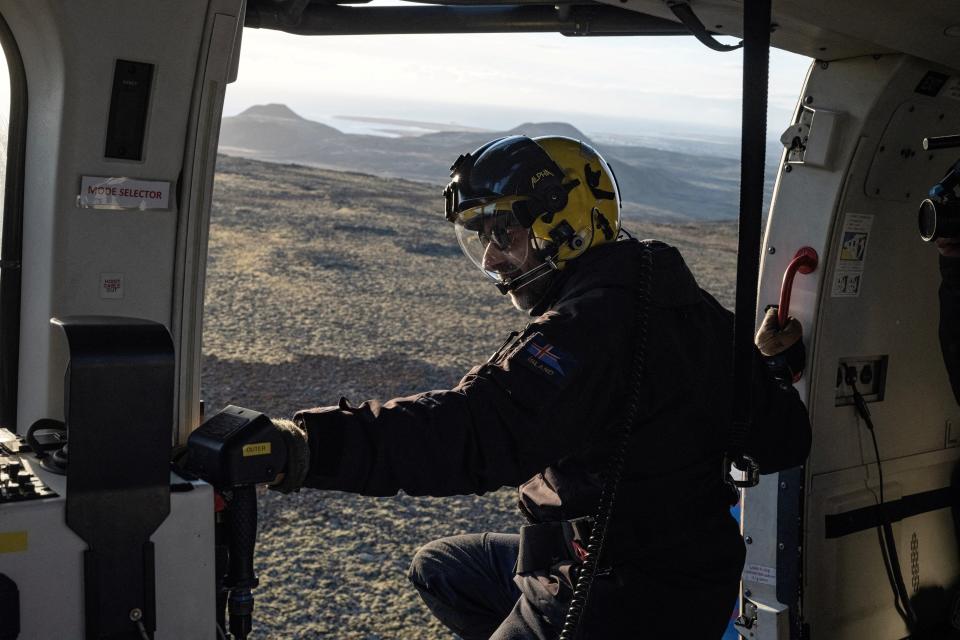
[200,13,813,639]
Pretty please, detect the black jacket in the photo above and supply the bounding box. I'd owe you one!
[941,255,960,403]
[296,239,810,541]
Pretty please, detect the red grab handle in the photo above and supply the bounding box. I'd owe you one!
[778,247,819,328]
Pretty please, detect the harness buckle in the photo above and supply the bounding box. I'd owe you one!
[562,517,594,562]
[725,454,760,488]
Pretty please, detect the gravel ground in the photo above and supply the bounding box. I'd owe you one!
[202,155,737,639]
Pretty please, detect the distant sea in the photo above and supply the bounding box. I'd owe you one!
[317,113,487,138]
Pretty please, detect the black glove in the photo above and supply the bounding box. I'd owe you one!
[755,306,805,383]
[269,418,310,494]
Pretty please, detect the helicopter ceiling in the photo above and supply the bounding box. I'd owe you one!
[244,0,689,37]
[246,0,960,70]
[613,1,959,69]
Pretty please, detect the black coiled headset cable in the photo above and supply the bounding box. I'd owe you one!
[558,244,653,640]
[845,366,916,629]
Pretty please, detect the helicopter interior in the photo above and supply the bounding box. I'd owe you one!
[0,1,959,638]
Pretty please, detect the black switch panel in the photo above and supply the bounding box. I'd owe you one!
[0,455,56,503]
[104,59,154,161]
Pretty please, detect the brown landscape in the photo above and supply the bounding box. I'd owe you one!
[202,154,738,638]
[219,104,777,222]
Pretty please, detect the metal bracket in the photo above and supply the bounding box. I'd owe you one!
[664,1,742,52]
[781,106,843,169]
[735,598,791,639]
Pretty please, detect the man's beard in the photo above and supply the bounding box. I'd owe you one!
[507,269,555,311]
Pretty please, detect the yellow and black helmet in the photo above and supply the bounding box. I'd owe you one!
[444,135,621,292]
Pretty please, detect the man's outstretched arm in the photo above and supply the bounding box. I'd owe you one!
[275,293,634,498]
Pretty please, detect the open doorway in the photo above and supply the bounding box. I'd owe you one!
[204,23,809,638]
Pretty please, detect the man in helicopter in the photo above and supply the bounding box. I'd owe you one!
[268,135,811,638]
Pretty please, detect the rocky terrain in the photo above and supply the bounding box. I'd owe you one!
[201,154,738,638]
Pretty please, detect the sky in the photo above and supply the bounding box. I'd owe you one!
[0,11,812,146]
[225,19,812,140]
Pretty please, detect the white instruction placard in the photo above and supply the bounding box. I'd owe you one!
[831,212,874,298]
[743,563,777,586]
[78,176,170,210]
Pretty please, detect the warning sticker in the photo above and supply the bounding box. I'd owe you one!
[831,213,873,298]
[0,531,28,554]
[100,273,123,299]
[77,176,170,210]
[743,563,777,586]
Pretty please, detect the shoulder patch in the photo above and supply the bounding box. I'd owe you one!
[512,332,578,385]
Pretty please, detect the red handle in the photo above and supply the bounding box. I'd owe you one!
[778,247,819,327]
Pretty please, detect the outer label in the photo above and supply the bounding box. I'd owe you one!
[242,442,271,457]
[743,563,777,586]
[78,176,170,210]
[0,531,28,553]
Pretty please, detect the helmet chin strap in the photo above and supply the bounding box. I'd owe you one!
[495,256,558,295]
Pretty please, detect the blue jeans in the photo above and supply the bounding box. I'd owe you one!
[408,533,555,640]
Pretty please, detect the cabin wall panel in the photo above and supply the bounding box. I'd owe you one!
[744,55,899,639]
[749,53,960,639]
[0,460,215,638]
[802,55,960,638]
[804,449,960,637]
[807,57,960,476]
[0,0,216,430]
[864,101,960,203]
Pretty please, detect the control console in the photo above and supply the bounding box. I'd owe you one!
[0,428,57,503]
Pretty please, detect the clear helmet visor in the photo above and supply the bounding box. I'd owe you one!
[453,201,535,286]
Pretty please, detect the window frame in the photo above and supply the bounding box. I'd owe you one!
[0,10,28,428]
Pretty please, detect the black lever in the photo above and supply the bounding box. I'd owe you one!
[182,405,288,640]
[924,134,960,151]
[225,485,259,640]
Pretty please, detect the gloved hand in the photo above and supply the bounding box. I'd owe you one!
[755,306,805,382]
[269,418,310,494]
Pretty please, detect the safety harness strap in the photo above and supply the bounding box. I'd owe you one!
[729,0,772,481]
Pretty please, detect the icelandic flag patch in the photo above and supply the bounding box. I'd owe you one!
[516,333,576,383]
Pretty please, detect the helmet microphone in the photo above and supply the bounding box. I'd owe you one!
[495,259,558,295]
